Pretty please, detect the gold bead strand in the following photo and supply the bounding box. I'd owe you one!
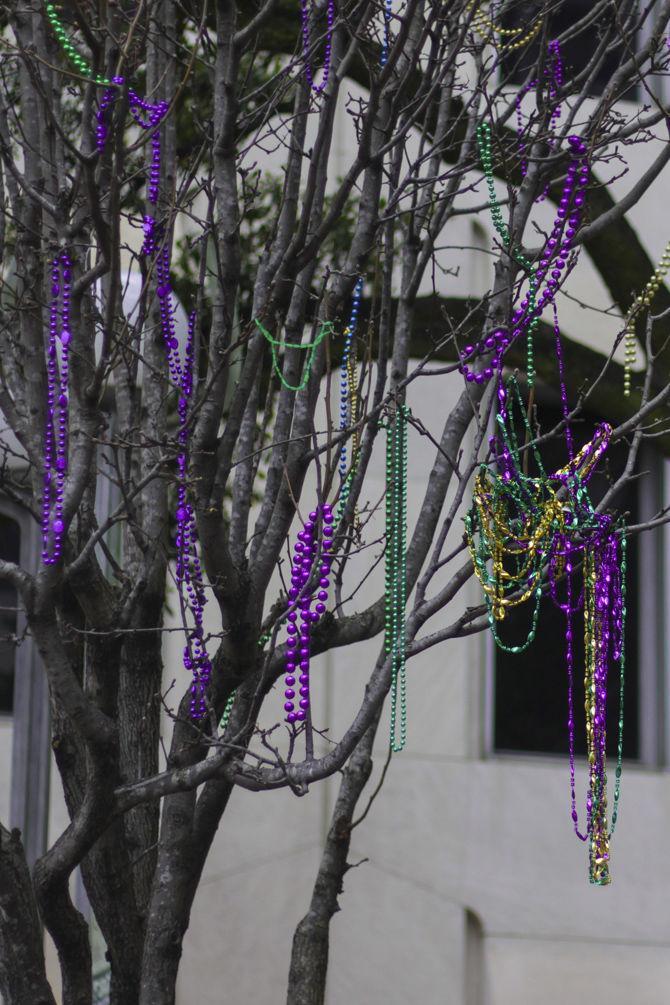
[465,0,542,52]
[623,237,670,397]
[623,320,635,398]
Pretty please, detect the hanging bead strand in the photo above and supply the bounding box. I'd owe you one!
[515,40,563,203]
[42,250,73,565]
[339,278,363,479]
[475,122,588,387]
[283,504,333,724]
[336,281,364,525]
[622,236,670,396]
[154,253,212,719]
[300,0,335,95]
[609,531,626,835]
[386,404,409,752]
[127,90,170,256]
[95,79,125,152]
[380,0,393,66]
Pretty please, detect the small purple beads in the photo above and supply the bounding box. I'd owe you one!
[284,503,334,723]
[300,0,335,94]
[154,254,210,718]
[516,40,563,201]
[42,250,72,565]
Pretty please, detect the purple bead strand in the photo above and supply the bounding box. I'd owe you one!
[154,253,211,718]
[95,79,124,152]
[284,503,333,723]
[563,539,589,840]
[530,136,588,315]
[42,250,72,565]
[125,89,169,256]
[515,40,563,202]
[300,0,335,94]
[461,132,588,386]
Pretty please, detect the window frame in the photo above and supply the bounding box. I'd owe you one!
[0,495,52,866]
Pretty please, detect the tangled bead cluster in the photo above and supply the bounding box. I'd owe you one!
[466,369,626,884]
[283,505,334,723]
[557,526,626,886]
[42,251,72,565]
[300,0,335,94]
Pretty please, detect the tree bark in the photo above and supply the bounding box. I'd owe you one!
[287,717,378,1005]
[0,826,56,1005]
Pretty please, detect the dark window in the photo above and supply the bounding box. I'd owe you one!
[501,0,638,101]
[0,515,20,714]
[493,402,639,759]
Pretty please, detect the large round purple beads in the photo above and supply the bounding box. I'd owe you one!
[283,503,333,723]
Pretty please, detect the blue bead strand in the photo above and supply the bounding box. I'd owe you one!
[339,277,363,479]
[380,0,393,66]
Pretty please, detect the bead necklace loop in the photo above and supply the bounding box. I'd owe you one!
[255,318,334,392]
[465,0,542,52]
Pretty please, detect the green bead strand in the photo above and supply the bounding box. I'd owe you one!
[336,466,355,525]
[609,529,626,836]
[43,2,112,85]
[219,690,236,732]
[254,318,334,393]
[476,122,539,386]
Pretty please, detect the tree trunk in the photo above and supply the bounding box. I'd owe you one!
[0,826,56,1005]
[287,717,378,1004]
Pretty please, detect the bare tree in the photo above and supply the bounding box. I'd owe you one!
[1,1,669,1003]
